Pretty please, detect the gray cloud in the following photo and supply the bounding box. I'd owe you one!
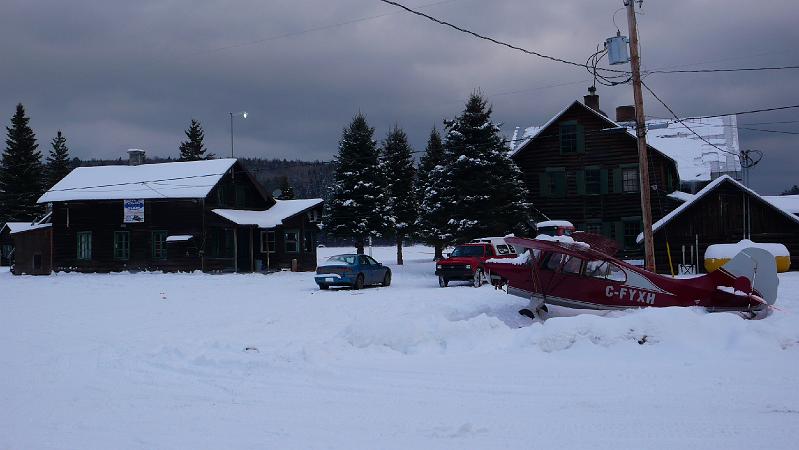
[1,0,798,193]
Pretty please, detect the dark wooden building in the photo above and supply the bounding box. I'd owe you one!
[511,97,681,259]
[9,224,52,275]
[638,175,799,273]
[34,152,323,274]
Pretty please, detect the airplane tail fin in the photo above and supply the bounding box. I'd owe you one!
[714,247,779,306]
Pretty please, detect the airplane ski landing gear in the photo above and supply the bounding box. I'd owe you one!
[519,298,548,320]
[518,308,536,319]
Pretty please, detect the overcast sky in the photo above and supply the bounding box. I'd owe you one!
[2,0,797,193]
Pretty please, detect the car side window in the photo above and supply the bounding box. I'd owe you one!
[366,256,379,265]
[495,244,510,255]
[359,255,372,266]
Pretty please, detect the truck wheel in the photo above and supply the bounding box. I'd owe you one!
[472,269,484,288]
[353,274,364,290]
[438,276,448,287]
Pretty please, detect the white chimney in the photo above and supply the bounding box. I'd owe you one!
[127,149,145,166]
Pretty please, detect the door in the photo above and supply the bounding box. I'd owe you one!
[236,227,252,272]
[358,255,377,284]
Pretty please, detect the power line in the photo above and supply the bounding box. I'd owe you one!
[645,65,799,75]
[377,0,627,74]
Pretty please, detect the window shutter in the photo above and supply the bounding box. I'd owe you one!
[555,172,566,197]
[614,221,625,246]
[602,222,612,238]
[539,172,549,197]
[613,168,622,193]
[576,124,585,153]
[575,170,585,195]
[600,169,609,194]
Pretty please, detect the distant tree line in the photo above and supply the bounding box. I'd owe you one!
[324,92,533,263]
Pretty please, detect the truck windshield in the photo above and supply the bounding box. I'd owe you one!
[451,246,485,257]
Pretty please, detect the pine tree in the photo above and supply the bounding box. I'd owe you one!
[323,113,388,254]
[277,176,296,200]
[381,126,416,264]
[415,127,450,259]
[179,119,212,161]
[0,103,44,222]
[45,130,72,189]
[439,93,532,242]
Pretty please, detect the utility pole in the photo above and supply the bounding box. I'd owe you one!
[625,0,656,272]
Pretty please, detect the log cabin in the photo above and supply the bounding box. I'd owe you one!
[30,150,322,274]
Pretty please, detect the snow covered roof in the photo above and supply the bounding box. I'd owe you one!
[38,159,237,203]
[165,235,193,242]
[667,191,696,203]
[763,195,799,215]
[1,222,52,235]
[212,199,323,228]
[636,175,799,243]
[622,116,740,182]
[510,101,740,182]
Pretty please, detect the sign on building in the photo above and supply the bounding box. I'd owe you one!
[123,199,145,223]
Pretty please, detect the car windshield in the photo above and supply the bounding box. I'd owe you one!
[451,246,485,257]
[327,255,356,265]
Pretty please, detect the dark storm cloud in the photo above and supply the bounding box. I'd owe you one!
[1,0,797,192]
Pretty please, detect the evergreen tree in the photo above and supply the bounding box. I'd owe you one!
[415,127,450,259]
[179,119,212,161]
[0,103,44,222]
[277,176,296,200]
[381,126,416,264]
[781,185,799,195]
[439,93,532,242]
[45,130,72,189]
[324,113,388,254]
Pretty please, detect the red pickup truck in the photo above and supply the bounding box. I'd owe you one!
[435,238,517,288]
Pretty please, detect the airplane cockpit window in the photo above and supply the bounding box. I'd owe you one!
[544,253,583,274]
[585,260,626,282]
[562,255,583,274]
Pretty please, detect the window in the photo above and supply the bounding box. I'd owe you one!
[585,222,602,234]
[623,220,641,250]
[113,231,130,260]
[623,168,639,193]
[285,229,299,253]
[585,168,601,195]
[77,231,92,260]
[152,231,167,260]
[260,230,276,253]
[495,244,511,255]
[585,260,626,282]
[358,255,372,266]
[542,169,566,197]
[303,230,315,253]
[562,256,583,274]
[544,253,583,274]
[560,123,578,153]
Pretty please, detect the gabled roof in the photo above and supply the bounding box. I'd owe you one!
[510,100,678,169]
[38,158,237,203]
[636,175,799,243]
[763,195,799,215]
[212,198,323,229]
[1,221,51,235]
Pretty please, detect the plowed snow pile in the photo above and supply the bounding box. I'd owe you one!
[2,246,797,449]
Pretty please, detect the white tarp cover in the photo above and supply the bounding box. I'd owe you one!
[38,159,237,203]
[212,199,323,228]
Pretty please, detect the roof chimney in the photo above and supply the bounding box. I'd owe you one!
[583,86,606,116]
[616,105,636,123]
[127,149,145,166]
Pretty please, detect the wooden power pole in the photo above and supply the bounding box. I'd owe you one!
[625,0,656,272]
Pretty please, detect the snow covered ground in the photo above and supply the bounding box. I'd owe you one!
[2,246,798,449]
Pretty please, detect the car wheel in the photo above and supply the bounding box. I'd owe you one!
[438,275,448,287]
[353,274,364,290]
[472,269,484,288]
[382,270,391,287]
[319,283,329,290]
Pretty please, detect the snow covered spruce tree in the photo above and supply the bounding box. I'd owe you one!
[415,127,451,260]
[179,119,212,161]
[45,130,71,189]
[0,103,44,222]
[439,93,531,242]
[381,126,417,265]
[324,113,388,254]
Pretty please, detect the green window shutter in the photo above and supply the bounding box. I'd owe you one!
[555,172,566,197]
[539,172,549,197]
[614,221,624,247]
[575,170,586,195]
[600,169,609,194]
[601,222,612,238]
[613,168,622,193]
[576,124,585,153]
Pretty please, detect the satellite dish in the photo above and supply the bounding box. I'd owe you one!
[272,189,283,198]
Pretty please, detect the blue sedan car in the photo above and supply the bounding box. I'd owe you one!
[315,254,391,290]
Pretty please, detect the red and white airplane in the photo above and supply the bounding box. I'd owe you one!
[484,234,778,320]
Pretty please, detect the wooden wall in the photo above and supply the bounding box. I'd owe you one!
[11,227,52,275]
[651,180,799,273]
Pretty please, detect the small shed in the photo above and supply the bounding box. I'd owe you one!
[10,223,53,275]
[2,219,50,266]
[636,175,799,273]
